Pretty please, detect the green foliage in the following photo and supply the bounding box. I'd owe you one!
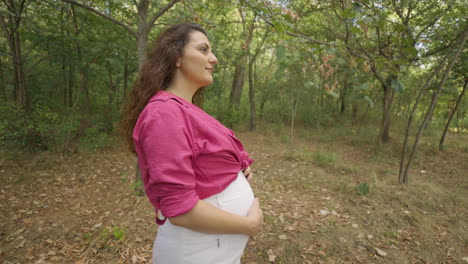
[0,101,115,157]
[312,151,338,166]
[77,125,114,152]
[131,180,144,196]
[391,79,405,93]
[100,229,109,239]
[0,102,79,156]
[355,182,370,196]
[204,97,239,129]
[112,226,126,241]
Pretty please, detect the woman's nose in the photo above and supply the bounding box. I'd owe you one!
[209,53,218,65]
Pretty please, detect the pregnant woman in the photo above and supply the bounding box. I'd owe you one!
[120,23,263,264]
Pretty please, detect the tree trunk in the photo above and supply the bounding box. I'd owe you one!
[290,97,298,148]
[1,2,29,110]
[68,63,74,108]
[398,53,449,183]
[340,79,347,116]
[379,81,394,143]
[79,68,91,116]
[248,54,256,131]
[439,78,467,150]
[230,66,246,108]
[399,29,467,184]
[229,17,255,109]
[61,55,68,107]
[0,56,5,100]
[71,5,91,117]
[123,51,129,98]
[136,0,149,71]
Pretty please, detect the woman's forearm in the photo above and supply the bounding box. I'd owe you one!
[168,200,257,236]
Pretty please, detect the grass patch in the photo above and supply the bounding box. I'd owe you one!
[312,151,337,166]
[354,182,370,196]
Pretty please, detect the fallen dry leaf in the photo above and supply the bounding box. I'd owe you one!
[267,249,276,262]
[16,240,25,248]
[278,234,287,240]
[375,247,387,257]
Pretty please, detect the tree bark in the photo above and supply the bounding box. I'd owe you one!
[0,0,29,110]
[71,5,90,116]
[123,51,130,98]
[0,56,5,100]
[439,78,467,150]
[248,54,256,131]
[399,29,467,184]
[229,15,255,109]
[379,81,394,143]
[290,97,298,148]
[68,63,74,108]
[398,53,449,183]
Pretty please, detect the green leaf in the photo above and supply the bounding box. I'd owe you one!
[351,93,374,107]
[402,46,418,57]
[304,81,313,88]
[392,58,409,65]
[362,16,374,23]
[394,24,407,32]
[341,9,357,19]
[391,79,405,93]
[327,47,337,54]
[336,58,346,65]
[282,13,294,23]
[353,83,370,91]
[276,45,287,61]
[273,21,285,35]
[326,91,339,98]
[377,19,385,30]
[351,26,362,34]
[364,96,374,108]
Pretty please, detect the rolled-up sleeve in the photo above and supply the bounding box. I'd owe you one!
[139,109,199,219]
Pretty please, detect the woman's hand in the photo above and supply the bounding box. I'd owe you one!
[243,166,253,182]
[246,198,263,236]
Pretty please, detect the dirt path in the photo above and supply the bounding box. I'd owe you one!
[1,131,467,263]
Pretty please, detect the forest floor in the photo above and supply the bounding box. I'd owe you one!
[1,125,467,264]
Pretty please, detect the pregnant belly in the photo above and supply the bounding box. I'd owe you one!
[204,170,255,216]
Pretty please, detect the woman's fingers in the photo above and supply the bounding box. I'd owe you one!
[246,198,263,236]
[246,172,253,182]
[243,166,253,182]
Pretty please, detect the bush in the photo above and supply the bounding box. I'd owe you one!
[203,97,239,129]
[355,182,370,196]
[312,151,338,166]
[0,102,114,157]
[0,102,77,155]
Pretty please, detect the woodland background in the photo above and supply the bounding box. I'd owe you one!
[1,0,467,263]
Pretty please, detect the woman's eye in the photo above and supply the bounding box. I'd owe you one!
[200,47,208,54]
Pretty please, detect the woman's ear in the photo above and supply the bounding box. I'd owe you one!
[176,59,181,68]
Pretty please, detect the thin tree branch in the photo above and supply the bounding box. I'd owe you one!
[25,54,57,75]
[244,0,369,60]
[422,31,463,57]
[148,0,180,29]
[415,2,453,40]
[60,0,137,38]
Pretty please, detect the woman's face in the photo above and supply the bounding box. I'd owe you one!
[177,31,218,88]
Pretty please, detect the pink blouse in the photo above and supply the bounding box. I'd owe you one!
[133,90,254,225]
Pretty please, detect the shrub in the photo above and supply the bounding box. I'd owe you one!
[355,182,370,196]
[312,151,337,166]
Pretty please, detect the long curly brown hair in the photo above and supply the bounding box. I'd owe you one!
[120,23,207,154]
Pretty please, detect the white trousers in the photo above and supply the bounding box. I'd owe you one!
[152,171,255,264]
